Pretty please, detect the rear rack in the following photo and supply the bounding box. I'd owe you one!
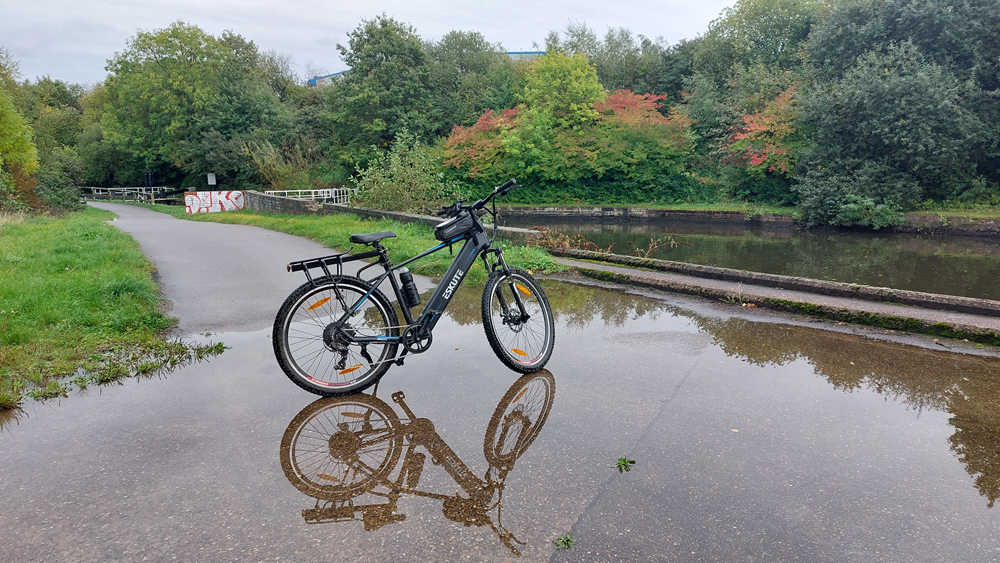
[287,249,380,286]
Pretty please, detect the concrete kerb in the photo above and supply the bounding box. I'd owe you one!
[244,190,539,243]
[549,247,1000,318]
[567,265,1000,347]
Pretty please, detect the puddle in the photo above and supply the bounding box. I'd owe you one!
[1,281,997,560]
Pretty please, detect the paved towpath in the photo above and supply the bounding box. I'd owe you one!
[554,256,1000,335]
[89,202,430,333]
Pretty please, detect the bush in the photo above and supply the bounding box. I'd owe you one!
[0,168,27,212]
[35,146,84,211]
[801,42,984,203]
[833,195,904,230]
[444,87,703,204]
[244,141,316,191]
[353,131,460,213]
[795,162,912,229]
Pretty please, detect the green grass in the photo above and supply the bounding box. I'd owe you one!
[134,203,565,284]
[908,206,1000,219]
[0,207,223,409]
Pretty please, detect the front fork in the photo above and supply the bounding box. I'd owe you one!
[481,248,529,324]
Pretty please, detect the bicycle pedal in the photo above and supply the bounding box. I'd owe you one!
[394,357,405,366]
[391,391,405,402]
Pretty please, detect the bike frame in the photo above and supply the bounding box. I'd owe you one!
[331,216,529,347]
[298,390,523,552]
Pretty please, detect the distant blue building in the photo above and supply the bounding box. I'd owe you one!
[505,50,545,62]
[305,51,545,87]
[306,70,349,87]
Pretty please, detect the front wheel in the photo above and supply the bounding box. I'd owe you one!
[481,268,555,373]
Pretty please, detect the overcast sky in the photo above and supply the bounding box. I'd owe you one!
[2,0,734,86]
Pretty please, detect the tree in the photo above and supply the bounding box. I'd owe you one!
[425,31,518,135]
[0,87,40,210]
[693,0,822,84]
[443,56,698,204]
[102,22,284,186]
[0,47,18,93]
[545,24,692,100]
[332,15,434,156]
[806,0,1000,187]
[797,42,984,225]
[521,52,604,128]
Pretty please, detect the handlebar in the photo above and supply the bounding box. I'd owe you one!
[436,179,518,218]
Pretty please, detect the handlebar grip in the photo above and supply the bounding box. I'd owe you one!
[496,179,517,195]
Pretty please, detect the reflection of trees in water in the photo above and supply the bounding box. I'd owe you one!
[949,395,1000,508]
[441,281,667,328]
[691,314,1000,507]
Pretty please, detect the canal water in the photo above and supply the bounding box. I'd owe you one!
[505,216,1000,300]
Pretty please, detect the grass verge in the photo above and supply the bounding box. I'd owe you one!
[0,207,223,410]
[133,203,566,284]
[908,206,1000,219]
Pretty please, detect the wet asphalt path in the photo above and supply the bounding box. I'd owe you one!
[1,204,999,561]
[86,202,435,333]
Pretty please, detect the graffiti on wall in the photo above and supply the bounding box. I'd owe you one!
[184,191,245,214]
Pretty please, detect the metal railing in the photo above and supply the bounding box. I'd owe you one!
[264,188,358,205]
[84,187,171,201]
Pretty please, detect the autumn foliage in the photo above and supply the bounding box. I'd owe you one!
[726,85,800,178]
[443,56,700,203]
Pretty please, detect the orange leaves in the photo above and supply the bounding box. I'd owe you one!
[443,88,695,182]
[443,107,521,175]
[727,85,801,177]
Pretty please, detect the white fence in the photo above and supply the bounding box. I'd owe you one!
[264,188,357,205]
[85,187,171,201]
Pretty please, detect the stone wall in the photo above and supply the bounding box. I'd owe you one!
[244,190,537,242]
[501,205,1000,237]
[501,206,796,227]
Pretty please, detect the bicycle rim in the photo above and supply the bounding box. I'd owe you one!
[282,396,402,499]
[485,371,555,467]
[282,282,394,389]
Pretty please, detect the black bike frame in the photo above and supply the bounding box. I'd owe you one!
[341,222,503,344]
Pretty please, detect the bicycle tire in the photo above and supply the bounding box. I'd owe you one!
[484,370,556,469]
[481,268,555,373]
[273,275,399,396]
[280,394,404,501]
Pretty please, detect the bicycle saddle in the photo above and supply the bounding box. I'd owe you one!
[349,231,397,245]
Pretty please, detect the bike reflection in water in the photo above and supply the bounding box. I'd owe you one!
[279,371,556,556]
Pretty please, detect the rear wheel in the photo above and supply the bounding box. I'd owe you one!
[280,394,403,500]
[481,268,555,373]
[274,276,399,396]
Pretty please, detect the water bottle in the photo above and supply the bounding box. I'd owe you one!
[399,268,421,308]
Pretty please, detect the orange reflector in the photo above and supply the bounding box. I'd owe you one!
[511,348,527,356]
[341,411,365,418]
[515,283,532,296]
[307,296,332,310]
[513,387,529,402]
[338,364,363,375]
[317,473,340,482]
